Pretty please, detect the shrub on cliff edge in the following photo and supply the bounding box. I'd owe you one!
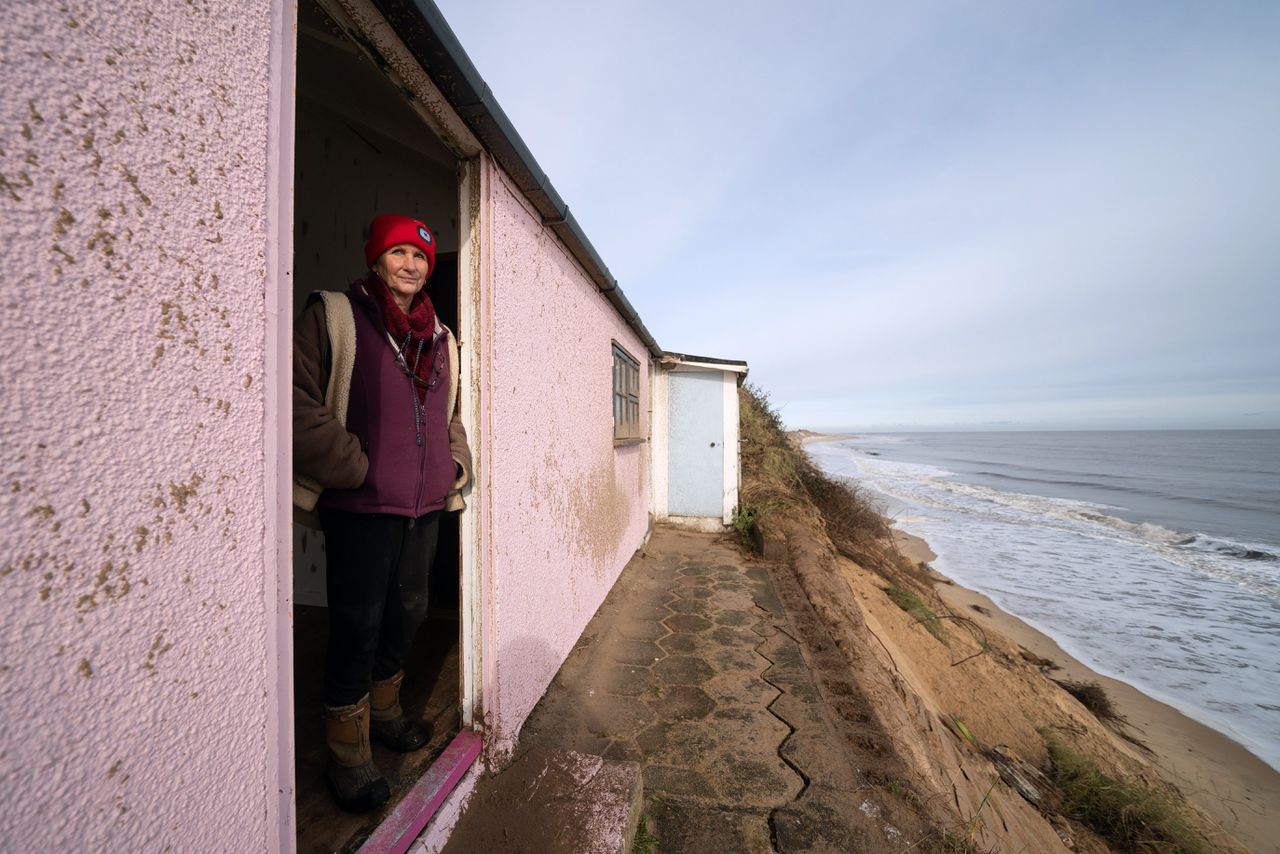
[739,384,900,578]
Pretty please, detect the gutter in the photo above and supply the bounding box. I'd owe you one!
[371,0,664,360]
[660,351,749,371]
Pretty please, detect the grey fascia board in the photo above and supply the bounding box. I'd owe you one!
[548,208,614,288]
[608,289,661,357]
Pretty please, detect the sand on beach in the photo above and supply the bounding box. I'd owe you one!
[791,429,857,446]
[889,528,1280,854]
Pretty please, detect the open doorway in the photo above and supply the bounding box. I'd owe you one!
[292,3,464,850]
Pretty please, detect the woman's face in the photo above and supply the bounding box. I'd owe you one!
[373,243,430,304]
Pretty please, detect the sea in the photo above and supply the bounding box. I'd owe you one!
[806,430,1280,773]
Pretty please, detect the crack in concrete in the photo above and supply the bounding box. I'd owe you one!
[755,619,814,851]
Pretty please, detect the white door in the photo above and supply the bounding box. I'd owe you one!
[668,371,724,517]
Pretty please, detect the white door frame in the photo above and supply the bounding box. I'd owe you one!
[267,0,298,847]
[456,155,486,729]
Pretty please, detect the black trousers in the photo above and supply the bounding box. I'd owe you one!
[319,507,440,708]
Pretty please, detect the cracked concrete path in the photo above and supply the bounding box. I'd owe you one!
[514,525,916,853]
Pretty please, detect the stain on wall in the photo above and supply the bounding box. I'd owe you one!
[484,169,651,753]
[0,2,277,849]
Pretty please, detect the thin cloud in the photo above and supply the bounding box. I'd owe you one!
[437,0,1280,429]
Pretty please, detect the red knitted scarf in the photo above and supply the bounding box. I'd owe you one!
[367,274,437,400]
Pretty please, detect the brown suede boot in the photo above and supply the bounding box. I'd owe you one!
[369,670,431,752]
[323,695,389,813]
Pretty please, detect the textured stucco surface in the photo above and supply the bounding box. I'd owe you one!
[0,2,278,848]
[484,170,651,753]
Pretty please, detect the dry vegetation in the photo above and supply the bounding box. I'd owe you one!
[1054,680,1126,727]
[738,384,967,647]
[1042,732,1207,854]
[738,383,914,586]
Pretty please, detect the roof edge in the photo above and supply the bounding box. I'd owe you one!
[661,351,750,373]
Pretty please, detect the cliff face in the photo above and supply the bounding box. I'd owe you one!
[761,512,1087,853]
[737,386,1247,854]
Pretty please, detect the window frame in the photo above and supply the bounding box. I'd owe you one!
[611,341,643,444]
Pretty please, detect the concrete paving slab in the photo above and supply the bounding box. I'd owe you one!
[440,748,641,854]
[616,619,669,643]
[635,720,722,766]
[655,633,700,655]
[664,597,705,614]
[705,751,804,806]
[646,799,772,854]
[661,613,713,634]
[599,664,659,697]
[652,654,715,685]
[702,669,778,709]
[642,764,715,799]
[645,685,715,721]
[583,695,653,740]
[608,639,664,667]
[707,644,765,673]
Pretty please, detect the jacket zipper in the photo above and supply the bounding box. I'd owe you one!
[412,329,447,515]
[411,336,427,515]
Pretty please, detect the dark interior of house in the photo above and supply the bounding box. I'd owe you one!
[293,4,463,850]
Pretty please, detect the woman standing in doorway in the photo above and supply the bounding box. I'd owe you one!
[293,214,472,812]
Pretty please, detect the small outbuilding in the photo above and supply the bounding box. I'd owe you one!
[651,352,749,531]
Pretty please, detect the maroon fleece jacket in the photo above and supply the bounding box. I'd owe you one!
[293,282,471,516]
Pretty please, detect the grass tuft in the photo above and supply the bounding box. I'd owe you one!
[934,779,1000,854]
[730,502,758,547]
[950,715,978,747]
[884,585,947,643]
[1041,730,1207,853]
[885,777,921,805]
[632,816,658,854]
[939,830,995,853]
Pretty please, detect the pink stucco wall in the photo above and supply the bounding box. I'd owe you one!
[3,0,656,844]
[0,2,290,849]
[481,167,651,754]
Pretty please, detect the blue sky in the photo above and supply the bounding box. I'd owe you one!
[435,1,1280,430]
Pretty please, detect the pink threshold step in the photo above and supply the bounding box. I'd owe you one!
[358,730,483,854]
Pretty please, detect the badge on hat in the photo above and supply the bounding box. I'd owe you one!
[418,225,432,243]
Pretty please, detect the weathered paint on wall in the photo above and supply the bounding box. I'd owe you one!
[3,0,658,845]
[481,167,651,754]
[0,2,285,848]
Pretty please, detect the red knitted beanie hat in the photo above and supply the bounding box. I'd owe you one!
[364,214,436,272]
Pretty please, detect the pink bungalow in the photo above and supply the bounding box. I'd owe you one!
[0,0,746,851]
